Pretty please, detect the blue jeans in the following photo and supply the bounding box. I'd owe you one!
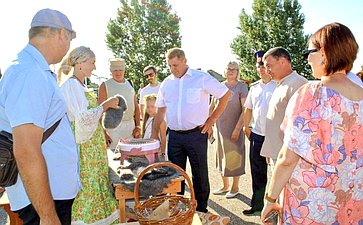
[14,199,74,225]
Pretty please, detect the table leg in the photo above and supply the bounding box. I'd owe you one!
[145,153,155,164]
[120,154,128,165]
[119,198,126,223]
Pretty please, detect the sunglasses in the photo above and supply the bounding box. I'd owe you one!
[302,49,318,60]
[144,72,154,77]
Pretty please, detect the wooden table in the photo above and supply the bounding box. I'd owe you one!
[113,176,184,223]
[117,213,202,225]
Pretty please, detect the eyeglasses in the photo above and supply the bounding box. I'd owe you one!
[144,72,154,77]
[302,49,318,60]
[226,68,238,72]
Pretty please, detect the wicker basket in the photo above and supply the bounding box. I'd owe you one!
[134,162,197,225]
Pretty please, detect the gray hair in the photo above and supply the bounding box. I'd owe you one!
[28,26,60,39]
[224,61,240,76]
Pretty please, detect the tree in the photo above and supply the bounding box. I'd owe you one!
[106,0,181,89]
[231,0,313,81]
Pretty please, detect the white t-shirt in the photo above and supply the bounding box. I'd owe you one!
[143,117,153,138]
[139,83,161,104]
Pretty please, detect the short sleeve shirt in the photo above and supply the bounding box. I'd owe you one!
[244,80,276,136]
[156,68,228,130]
[0,44,80,210]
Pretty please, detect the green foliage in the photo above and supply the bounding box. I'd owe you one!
[106,0,181,89]
[231,0,314,81]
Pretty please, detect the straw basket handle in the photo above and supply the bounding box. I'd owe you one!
[133,162,195,208]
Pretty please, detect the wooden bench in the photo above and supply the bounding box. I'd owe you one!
[0,192,22,225]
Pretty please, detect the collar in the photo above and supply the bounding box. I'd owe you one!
[23,44,52,72]
[150,81,160,87]
[277,71,297,86]
[171,67,192,79]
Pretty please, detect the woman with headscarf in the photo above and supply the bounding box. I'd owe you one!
[58,46,120,224]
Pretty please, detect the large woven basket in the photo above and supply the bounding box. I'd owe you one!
[134,162,197,225]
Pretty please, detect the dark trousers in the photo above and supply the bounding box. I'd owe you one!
[168,129,209,212]
[249,132,267,211]
[14,199,74,225]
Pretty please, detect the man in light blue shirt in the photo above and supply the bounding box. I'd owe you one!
[0,9,79,225]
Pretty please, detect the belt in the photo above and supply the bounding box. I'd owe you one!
[170,126,200,134]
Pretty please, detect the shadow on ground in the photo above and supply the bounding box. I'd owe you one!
[208,198,260,225]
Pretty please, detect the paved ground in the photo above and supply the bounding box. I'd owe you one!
[0,138,267,225]
[199,139,266,225]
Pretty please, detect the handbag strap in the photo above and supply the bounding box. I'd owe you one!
[41,118,62,144]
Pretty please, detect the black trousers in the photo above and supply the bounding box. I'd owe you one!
[249,132,268,211]
[168,129,209,212]
[14,199,74,225]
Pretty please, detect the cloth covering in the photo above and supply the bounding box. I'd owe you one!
[113,161,181,197]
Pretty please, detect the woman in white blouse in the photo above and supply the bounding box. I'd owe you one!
[58,46,120,224]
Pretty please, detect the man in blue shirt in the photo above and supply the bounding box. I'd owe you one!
[0,9,79,225]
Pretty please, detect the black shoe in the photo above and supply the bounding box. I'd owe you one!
[196,208,208,213]
[242,208,261,215]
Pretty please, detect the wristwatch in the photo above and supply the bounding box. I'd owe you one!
[265,193,277,203]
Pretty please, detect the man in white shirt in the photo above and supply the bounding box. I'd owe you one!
[243,50,276,215]
[151,48,231,212]
[139,66,161,119]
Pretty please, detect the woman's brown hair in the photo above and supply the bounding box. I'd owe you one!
[310,22,358,75]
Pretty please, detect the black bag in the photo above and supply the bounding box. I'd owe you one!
[0,119,61,187]
[0,131,17,187]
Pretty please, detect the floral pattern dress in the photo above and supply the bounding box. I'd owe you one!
[281,82,363,225]
[61,78,118,225]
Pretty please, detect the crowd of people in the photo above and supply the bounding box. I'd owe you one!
[0,7,362,225]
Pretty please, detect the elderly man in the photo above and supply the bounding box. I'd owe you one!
[261,47,308,162]
[139,65,161,119]
[151,47,231,212]
[242,50,276,215]
[0,9,79,225]
[98,58,141,149]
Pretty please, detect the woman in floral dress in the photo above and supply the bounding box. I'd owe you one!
[261,23,363,224]
[59,46,120,224]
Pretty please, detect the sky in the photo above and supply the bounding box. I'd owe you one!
[1,0,362,83]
